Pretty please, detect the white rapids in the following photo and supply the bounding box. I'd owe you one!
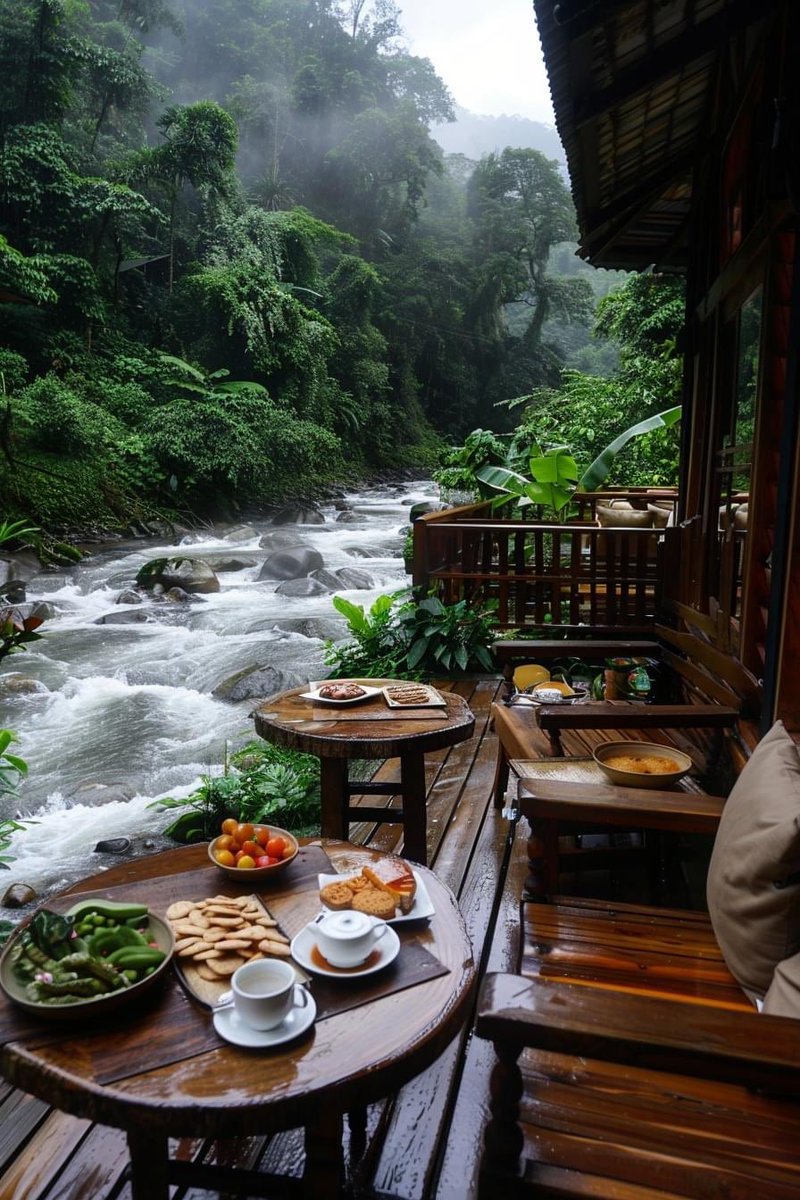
[0,481,436,906]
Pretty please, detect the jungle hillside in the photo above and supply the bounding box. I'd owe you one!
[0,0,680,539]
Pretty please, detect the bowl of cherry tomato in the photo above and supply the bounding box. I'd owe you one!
[208,820,299,878]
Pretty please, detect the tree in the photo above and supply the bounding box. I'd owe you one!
[464,148,592,424]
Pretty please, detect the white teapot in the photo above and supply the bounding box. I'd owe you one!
[309,909,388,967]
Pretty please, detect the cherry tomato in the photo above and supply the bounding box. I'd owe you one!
[215,849,236,867]
[266,836,285,857]
[255,855,274,868]
[215,834,235,852]
[240,839,261,859]
[236,823,255,844]
[237,854,256,869]
[254,827,269,847]
[282,844,295,859]
[221,818,238,836]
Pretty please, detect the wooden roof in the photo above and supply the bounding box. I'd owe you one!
[533,0,771,270]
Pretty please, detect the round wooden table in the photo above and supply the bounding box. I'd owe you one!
[0,842,475,1199]
[253,683,475,865]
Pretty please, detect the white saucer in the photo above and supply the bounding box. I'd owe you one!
[290,923,401,978]
[317,872,435,924]
[213,992,316,1048]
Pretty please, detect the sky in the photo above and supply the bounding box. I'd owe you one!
[395,0,555,125]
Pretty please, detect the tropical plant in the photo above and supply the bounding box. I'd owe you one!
[152,742,321,843]
[0,729,29,875]
[579,406,682,491]
[476,444,580,518]
[324,590,497,679]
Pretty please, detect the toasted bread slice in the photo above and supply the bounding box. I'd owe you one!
[362,856,417,913]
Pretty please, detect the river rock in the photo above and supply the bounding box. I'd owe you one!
[342,544,384,559]
[335,510,361,523]
[2,883,37,908]
[94,837,131,854]
[67,781,136,807]
[95,609,154,624]
[309,568,344,591]
[258,548,324,581]
[213,664,284,703]
[164,586,205,603]
[335,567,373,589]
[0,578,25,603]
[116,589,142,605]
[222,524,257,542]
[275,576,329,597]
[136,557,221,594]
[196,554,258,573]
[271,618,344,640]
[0,673,49,697]
[409,501,444,521]
[258,530,304,551]
[271,504,325,525]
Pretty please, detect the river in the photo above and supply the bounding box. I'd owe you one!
[0,480,435,911]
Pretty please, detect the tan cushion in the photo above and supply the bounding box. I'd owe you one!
[707,721,800,998]
[763,952,800,1018]
[647,503,671,529]
[595,505,654,528]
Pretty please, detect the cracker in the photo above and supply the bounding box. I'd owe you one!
[166,900,196,920]
[206,955,245,976]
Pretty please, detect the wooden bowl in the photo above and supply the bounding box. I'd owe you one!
[593,741,693,789]
[0,907,174,1021]
[208,824,299,878]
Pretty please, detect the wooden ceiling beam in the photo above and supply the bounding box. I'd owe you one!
[573,0,779,129]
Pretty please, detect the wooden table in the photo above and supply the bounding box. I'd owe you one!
[254,684,475,865]
[0,841,475,1199]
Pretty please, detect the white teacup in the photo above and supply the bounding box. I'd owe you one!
[231,958,308,1031]
[309,910,388,968]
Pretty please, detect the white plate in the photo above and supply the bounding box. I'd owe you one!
[299,684,383,706]
[382,685,446,708]
[290,922,401,979]
[213,991,316,1048]
[317,871,435,924]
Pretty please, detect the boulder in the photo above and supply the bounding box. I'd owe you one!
[2,883,37,908]
[67,781,136,807]
[258,530,304,551]
[116,589,142,605]
[136,557,221,594]
[409,501,444,521]
[222,524,257,542]
[335,567,373,589]
[275,577,330,597]
[0,674,49,698]
[95,610,154,624]
[213,663,284,703]
[258,548,324,581]
[309,568,344,591]
[164,586,205,604]
[271,504,325,525]
[0,579,25,604]
[342,544,383,559]
[196,554,257,573]
[94,837,131,854]
[335,510,361,523]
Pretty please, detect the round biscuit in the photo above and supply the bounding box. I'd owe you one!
[166,900,196,920]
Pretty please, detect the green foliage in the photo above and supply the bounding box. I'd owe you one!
[477,445,579,517]
[433,428,509,501]
[152,743,321,843]
[0,729,30,870]
[324,590,497,679]
[580,406,682,491]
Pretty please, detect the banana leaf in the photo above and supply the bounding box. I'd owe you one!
[579,406,681,491]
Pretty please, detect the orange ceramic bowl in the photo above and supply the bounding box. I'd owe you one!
[208,824,299,878]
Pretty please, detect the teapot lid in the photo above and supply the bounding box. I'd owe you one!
[317,910,373,939]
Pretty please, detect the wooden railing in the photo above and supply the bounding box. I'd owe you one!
[413,505,671,629]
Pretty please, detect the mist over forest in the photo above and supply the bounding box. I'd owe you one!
[0,0,656,538]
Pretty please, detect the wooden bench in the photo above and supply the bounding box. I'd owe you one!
[475,751,800,1199]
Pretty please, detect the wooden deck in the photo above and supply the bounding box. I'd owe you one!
[0,678,695,1199]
